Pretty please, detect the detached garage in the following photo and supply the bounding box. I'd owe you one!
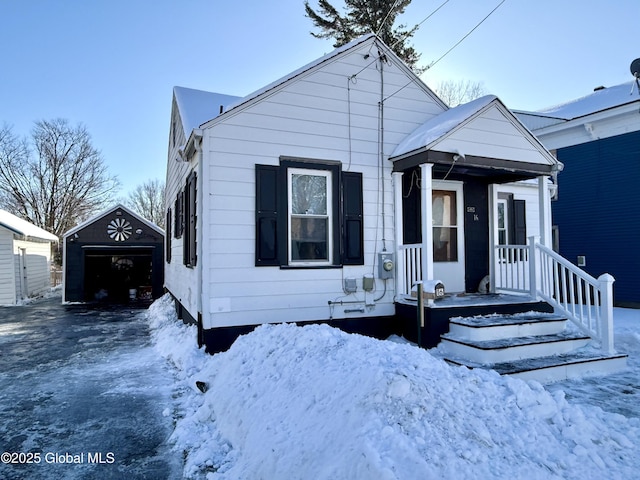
[63,204,164,303]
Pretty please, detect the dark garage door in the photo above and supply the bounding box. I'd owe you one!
[84,249,154,302]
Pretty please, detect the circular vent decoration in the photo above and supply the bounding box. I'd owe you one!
[107,218,132,242]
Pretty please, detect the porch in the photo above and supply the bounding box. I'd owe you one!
[394,237,627,382]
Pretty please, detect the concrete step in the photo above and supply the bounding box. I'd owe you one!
[440,330,591,364]
[448,312,567,342]
[446,350,628,383]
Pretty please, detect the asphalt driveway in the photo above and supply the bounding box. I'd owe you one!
[0,295,181,480]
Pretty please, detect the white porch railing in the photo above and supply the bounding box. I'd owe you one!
[494,236,615,354]
[398,244,423,297]
[398,237,615,354]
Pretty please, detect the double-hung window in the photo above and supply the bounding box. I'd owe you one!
[288,168,332,265]
[255,157,363,268]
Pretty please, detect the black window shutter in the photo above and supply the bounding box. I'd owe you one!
[174,191,183,239]
[513,199,527,245]
[255,165,280,266]
[183,172,197,267]
[188,172,197,266]
[166,208,172,264]
[342,171,364,265]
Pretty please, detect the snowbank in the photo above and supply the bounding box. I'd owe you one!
[147,295,640,479]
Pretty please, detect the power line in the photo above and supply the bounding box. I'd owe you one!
[383,0,508,103]
[425,0,508,72]
[389,0,452,51]
[376,0,403,37]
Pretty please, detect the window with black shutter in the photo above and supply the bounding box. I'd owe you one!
[166,208,172,263]
[255,160,363,267]
[174,191,184,239]
[183,171,197,267]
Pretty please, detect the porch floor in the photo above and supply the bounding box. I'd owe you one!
[395,293,554,349]
[397,292,540,309]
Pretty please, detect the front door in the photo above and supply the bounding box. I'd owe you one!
[432,181,465,292]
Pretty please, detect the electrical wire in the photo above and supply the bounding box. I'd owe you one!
[382,0,508,104]
[425,0,508,72]
[376,0,403,37]
[389,0,451,51]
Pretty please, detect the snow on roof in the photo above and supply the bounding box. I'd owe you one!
[173,86,242,132]
[527,81,639,121]
[215,34,379,120]
[0,209,58,242]
[391,95,497,158]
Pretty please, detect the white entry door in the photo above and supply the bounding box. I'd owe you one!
[432,181,465,293]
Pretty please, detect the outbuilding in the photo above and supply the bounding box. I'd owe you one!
[0,209,58,305]
[62,204,164,303]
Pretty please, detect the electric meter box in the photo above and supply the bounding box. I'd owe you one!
[378,252,394,279]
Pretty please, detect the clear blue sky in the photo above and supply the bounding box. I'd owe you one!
[1,0,638,194]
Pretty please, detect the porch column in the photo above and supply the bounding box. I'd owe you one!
[392,171,404,295]
[538,176,551,247]
[420,164,434,281]
[488,183,498,293]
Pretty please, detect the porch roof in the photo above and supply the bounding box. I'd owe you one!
[390,96,560,181]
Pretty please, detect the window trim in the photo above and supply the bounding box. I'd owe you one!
[287,167,333,266]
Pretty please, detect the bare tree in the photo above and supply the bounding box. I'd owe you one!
[433,79,488,107]
[125,179,165,229]
[0,119,119,239]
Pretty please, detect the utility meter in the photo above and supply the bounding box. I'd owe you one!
[378,252,394,279]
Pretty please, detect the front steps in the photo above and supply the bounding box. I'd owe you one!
[440,312,627,383]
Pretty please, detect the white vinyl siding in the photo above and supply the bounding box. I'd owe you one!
[0,228,16,305]
[200,41,445,328]
[433,104,554,166]
[13,239,52,300]
[164,98,201,320]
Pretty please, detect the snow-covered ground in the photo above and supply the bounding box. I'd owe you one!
[147,295,640,479]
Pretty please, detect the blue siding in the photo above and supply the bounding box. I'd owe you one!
[553,130,640,305]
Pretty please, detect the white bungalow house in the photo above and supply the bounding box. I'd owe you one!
[0,209,58,305]
[164,35,625,381]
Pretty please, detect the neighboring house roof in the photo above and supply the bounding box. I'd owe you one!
[528,81,639,120]
[515,80,640,148]
[0,209,58,242]
[63,204,164,239]
[391,95,558,170]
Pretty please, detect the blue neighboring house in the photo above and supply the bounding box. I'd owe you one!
[516,81,640,306]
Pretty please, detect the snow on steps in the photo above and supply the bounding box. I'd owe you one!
[440,312,628,383]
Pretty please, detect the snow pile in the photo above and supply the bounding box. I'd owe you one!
[147,295,640,479]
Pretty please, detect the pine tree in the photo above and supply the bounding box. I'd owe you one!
[304,0,421,71]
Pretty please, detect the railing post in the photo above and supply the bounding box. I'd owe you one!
[528,236,539,299]
[598,273,615,354]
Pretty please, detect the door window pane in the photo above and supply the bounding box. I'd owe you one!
[432,190,458,262]
[497,200,507,245]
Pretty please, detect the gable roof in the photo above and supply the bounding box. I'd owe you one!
[391,95,558,170]
[63,203,164,238]
[192,34,445,130]
[173,86,242,133]
[0,209,58,242]
[392,95,497,158]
